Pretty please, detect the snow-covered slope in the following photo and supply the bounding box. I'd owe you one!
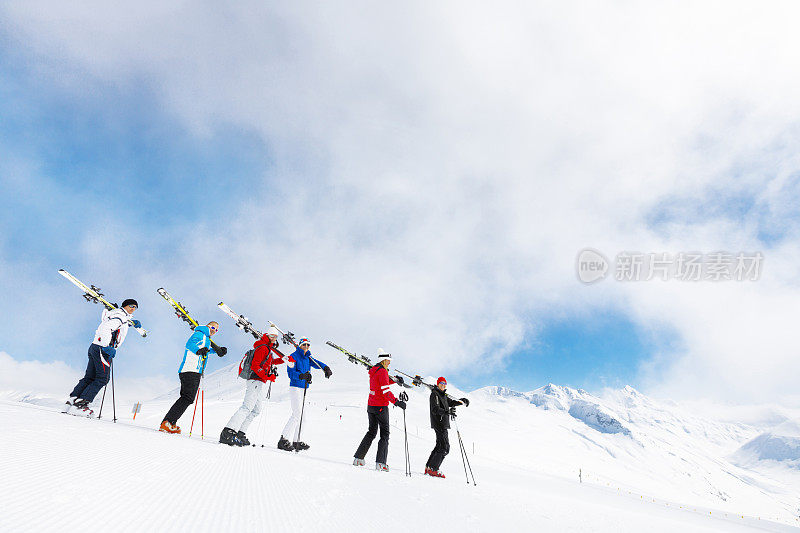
[2,359,799,531]
[734,422,800,465]
[466,382,800,521]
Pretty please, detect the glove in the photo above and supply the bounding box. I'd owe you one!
[101,345,116,358]
[196,347,209,357]
[299,372,312,383]
[449,406,457,417]
[130,319,142,328]
[460,397,470,407]
[394,400,407,410]
[323,366,332,379]
[216,346,227,357]
[394,375,404,386]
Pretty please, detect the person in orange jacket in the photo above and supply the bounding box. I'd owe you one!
[220,325,286,446]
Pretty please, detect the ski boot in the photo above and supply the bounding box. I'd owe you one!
[353,458,365,467]
[62,397,78,414]
[236,431,250,446]
[293,441,310,451]
[424,466,437,477]
[73,399,94,417]
[277,436,294,451]
[159,420,180,434]
[219,427,241,446]
[375,463,389,472]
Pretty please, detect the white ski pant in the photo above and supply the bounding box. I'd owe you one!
[281,385,306,442]
[226,380,265,433]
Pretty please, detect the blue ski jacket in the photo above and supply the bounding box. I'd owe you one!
[286,347,328,388]
[179,325,218,374]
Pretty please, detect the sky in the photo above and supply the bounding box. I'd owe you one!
[2,2,800,405]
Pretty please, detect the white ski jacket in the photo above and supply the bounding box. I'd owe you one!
[92,308,131,348]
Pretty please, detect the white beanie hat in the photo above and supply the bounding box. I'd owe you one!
[377,348,392,364]
[266,325,280,338]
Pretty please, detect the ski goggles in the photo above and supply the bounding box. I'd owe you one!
[209,325,219,333]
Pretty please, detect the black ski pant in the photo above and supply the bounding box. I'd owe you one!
[69,344,111,402]
[426,426,450,471]
[354,405,390,464]
[163,372,201,425]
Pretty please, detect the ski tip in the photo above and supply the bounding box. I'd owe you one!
[217,301,225,306]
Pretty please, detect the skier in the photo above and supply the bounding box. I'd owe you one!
[278,338,332,451]
[424,376,470,478]
[219,326,286,446]
[353,349,406,472]
[159,321,227,433]
[64,299,141,416]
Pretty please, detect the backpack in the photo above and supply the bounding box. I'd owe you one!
[238,349,256,379]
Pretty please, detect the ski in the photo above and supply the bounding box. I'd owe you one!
[326,341,372,369]
[58,269,148,337]
[394,370,462,401]
[217,302,263,340]
[269,321,326,368]
[157,287,222,353]
[268,321,301,349]
[326,341,411,387]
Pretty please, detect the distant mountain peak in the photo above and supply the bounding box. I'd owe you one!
[474,385,528,400]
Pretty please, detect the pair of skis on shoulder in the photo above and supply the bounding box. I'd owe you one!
[325,341,412,389]
[58,269,148,337]
[325,341,465,403]
[156,287,224,355]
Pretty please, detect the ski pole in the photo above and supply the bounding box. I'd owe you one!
[295,379,309,453]
[188,384,201,437]
[111,361,117,423]
[399,391,410,477]
[454,415,469,484]
[98,359,110,419]
[255,384,267,447]
[201,388,204,439]
[454,417,476,486]
[98,383,108,419]
[403,409,411,476]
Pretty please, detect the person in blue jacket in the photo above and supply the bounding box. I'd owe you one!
[278,338,332,451]
[160,322,227,433]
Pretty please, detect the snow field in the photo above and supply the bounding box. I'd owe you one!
[0,387,796,532]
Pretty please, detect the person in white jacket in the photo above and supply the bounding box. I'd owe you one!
[64,299,140,415]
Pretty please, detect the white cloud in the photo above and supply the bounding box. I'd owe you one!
[3,2,800,403]
[0,351,80,396]
[0,351,176,405]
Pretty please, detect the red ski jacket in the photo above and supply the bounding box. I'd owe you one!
[368,364,398,407]
[249,335,286,383]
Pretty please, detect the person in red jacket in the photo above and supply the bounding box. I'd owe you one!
[220,326,286,446]
[353,349,406,471]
